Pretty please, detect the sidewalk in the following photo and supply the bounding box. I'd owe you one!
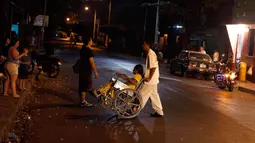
[237,81,255,95]
[0,93,26,141]
[0,76,35,141]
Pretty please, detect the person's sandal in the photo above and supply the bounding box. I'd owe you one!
[13,95,20,98]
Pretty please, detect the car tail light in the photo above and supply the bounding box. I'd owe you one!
[209,64,215,70]
[189,62,197,67]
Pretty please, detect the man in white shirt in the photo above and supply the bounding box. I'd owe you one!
[139,41,164,117]
[200,46,206,54]
[213,50,219,62]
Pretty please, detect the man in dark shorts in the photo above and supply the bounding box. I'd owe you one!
[79,36,99,107]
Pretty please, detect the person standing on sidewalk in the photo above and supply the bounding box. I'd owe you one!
[4,38,26,98]
[139,40,164,117]
[79,36,99,107]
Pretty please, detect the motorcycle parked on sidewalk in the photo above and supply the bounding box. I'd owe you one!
[214,60,237,92]
[28,51,62,78]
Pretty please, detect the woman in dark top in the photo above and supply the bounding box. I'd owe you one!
[79,36,99,107]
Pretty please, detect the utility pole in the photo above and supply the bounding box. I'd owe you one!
[106,0,112,47]
[154,0,160,44]
[10,4,13,40]
[108,0,112,24]
[143,6,148,41]
[41,0,47,48]
[93,10,97,41]
[96,19,100,40]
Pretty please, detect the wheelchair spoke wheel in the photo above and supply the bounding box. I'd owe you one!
[114,89,142,119]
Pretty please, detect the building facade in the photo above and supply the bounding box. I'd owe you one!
[228,0,255,82]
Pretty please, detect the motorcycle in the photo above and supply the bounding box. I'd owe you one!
[28,52,62,78]
[214,60,237,92]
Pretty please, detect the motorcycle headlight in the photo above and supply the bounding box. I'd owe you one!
[230,72,236,79]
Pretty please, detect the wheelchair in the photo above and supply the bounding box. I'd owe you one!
[97,74,144,119]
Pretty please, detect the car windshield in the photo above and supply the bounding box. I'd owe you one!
[189,53,211,62]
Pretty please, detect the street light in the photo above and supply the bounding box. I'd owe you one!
[66,17,70,21]
[85,6,89,11]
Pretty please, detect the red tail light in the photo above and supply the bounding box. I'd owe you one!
[209,64,216,70]
[189,62,197,67]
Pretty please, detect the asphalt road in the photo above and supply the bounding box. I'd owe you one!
[21,48,255,143]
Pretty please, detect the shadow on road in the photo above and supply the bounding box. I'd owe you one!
[66,114,167,143]
[103,115,166,143]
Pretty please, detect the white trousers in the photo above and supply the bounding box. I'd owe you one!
[139,84,164,115]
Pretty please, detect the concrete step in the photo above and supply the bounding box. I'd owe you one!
[238,86,255,95]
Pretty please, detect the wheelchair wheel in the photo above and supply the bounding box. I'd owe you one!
[114,89,142,119]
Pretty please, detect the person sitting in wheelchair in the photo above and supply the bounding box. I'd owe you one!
[93,64,144,97]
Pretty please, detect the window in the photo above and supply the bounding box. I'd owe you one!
[243,11,246,17]
[189,53,211,62]
[237,2,241,7]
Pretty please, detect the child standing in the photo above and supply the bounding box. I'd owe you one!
[19,48,30,91]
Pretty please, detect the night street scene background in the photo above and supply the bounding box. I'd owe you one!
[1,0,255,143]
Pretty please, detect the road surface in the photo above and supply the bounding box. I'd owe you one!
[21,48,255,143]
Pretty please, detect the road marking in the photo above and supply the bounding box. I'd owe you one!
[159,76,183,82]
[161,84,179,93]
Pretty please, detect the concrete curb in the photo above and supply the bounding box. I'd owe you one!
[0,93,26,141]
[238,86,255,95]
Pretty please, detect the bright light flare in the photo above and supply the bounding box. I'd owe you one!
[85,6,89,11]
[226,24,249,61]
[230,72,236,79]
[66,18,70,21]
[225,72,236,79]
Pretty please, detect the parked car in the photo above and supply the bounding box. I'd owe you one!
[170,50,216,78]
[56,31,68,38]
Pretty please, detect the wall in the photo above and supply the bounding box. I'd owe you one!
[231,0,255,82]
[232,0,255,24]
